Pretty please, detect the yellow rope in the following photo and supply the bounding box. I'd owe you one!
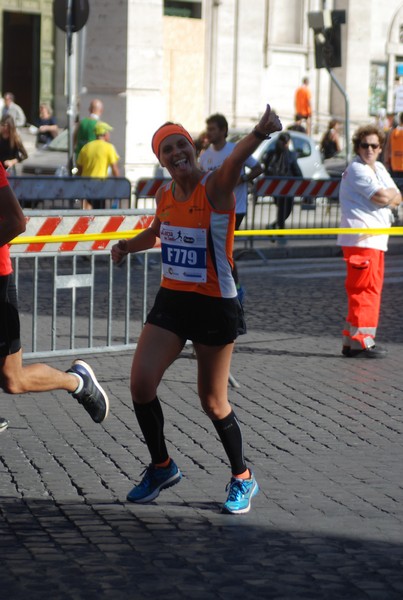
[10,227,403,245]
[234,227,403,237]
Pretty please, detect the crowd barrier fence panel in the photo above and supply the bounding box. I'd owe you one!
[11,209,160,360]
[134,177,170,210]
[8,176,133,210]
[245,177,341,250]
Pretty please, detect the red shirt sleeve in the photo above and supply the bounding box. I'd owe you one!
[0,163,9,188]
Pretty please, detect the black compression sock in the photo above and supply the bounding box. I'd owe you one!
[212,410,247,476]
[134,397,169,464]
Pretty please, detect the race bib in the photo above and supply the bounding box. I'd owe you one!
[160,224,207,282]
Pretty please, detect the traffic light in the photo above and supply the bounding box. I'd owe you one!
[308,10,346,70]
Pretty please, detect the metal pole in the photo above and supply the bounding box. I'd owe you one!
[327,67,350,163]
[208,1,220,115]
[66,0,74,174]
[231,0,239,128]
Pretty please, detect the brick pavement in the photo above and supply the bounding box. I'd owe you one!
[1,252,403,599]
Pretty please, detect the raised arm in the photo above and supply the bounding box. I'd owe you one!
[206,105,282,209]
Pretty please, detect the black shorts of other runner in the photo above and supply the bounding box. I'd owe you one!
[0,274,21,357]
[146,287,246,346]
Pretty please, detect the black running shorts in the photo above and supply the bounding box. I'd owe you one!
[0,274,21,357]
[146,287,246,346]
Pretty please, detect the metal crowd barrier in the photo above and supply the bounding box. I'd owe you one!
[249,176,341,233]
[132,175,343,259]
[133,175,342,233]
[11,209,159,359]
[10,178,401,363]
[8,176,133,210]
[134,177,170,209]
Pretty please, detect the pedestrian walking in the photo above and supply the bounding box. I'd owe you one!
[0,162,109,431]
[295,77,312,135]
[262,132,302,232]
[111,104,282,514]
[337,124,402,358]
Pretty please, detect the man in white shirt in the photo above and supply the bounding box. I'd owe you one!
[200,113,262,229]
[199,114,263,303]
[1,92,26,127]
[337,124,402,358]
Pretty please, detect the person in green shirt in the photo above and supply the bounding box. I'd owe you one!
[74,98,104,159]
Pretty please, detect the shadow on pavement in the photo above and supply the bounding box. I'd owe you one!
[1,496,402,599]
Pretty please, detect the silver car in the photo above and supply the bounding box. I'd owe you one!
[323,151,348,178]
[21,129,69,176]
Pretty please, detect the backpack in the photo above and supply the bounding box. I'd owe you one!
[264,150,289,176]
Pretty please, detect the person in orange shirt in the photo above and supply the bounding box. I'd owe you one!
[385,112,403,177]
[112,104,282,514]
[295,77,312,135]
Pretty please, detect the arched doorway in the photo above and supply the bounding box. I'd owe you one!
[1,11,41,124]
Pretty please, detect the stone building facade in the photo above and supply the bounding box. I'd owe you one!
[1,0,403,180]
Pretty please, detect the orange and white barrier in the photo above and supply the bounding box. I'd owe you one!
[135,177,170,198]
[254,177,340,199]
[11,212,158,253]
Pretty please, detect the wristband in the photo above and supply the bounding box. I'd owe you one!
[252,127,270,140]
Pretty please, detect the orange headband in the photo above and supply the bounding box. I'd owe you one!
[152,123,195,158]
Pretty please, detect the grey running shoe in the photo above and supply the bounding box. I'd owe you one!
[67,359,109,423]
[0,417,9,433]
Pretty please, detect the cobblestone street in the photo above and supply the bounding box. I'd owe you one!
[1,252,403,599]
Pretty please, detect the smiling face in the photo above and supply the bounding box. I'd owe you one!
[159,134,196,177]
[357,134,382,168]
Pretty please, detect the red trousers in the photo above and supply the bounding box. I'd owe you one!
[342,247,385,349]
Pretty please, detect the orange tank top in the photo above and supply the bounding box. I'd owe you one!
[156,174,237,298]
[390,128,403,171]
[0,164,13,276]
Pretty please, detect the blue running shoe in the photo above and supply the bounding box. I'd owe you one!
[222,472,259,514]
[127,460,182,503]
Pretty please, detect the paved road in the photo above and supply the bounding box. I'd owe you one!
[1,254,403,599]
